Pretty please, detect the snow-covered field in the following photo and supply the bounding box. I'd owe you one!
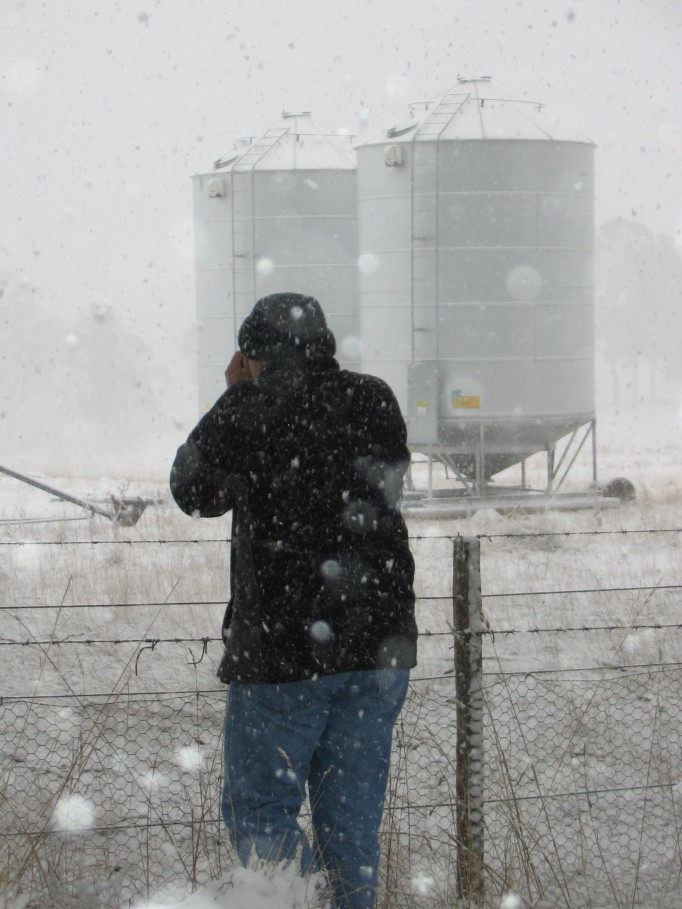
[1,402,681,909]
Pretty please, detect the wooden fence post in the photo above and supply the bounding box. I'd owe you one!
[453,535,485,903]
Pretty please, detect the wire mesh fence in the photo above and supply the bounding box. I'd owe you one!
[1,690,227,907]
[482,663,681,908]
[1,524,681,908]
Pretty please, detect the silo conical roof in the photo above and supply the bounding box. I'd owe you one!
[363,78,592,145]
[213,112,356,171]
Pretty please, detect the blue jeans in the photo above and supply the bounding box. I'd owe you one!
[222,669,410,909]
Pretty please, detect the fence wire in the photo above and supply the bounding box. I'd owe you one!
[1,527,681,908]
[481,664,682,908]
[0,691,227,907]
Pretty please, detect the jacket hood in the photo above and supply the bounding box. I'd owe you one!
[238,293,337,361]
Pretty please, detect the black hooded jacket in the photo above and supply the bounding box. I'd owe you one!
[170,355,417,684]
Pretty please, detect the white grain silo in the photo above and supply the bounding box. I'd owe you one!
[355,79,596,495]
[192,113,358,412]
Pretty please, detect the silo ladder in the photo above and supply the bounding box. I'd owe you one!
[230,127,291,315]
[410,94,468,361]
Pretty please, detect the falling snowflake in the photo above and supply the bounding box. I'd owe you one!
[51,794,96,834]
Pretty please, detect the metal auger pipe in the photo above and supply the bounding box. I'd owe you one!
[0,464,148,526]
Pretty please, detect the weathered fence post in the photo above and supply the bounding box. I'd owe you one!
[453,535,485,903]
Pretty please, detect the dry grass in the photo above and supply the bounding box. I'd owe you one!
[2,477,682,907]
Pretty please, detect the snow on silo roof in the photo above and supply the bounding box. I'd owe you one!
[361,77,593,146]
[212,112,356,172]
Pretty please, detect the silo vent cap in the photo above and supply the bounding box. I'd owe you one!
[457,74,492,84]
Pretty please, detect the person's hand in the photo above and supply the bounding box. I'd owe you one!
[225,351,251,388]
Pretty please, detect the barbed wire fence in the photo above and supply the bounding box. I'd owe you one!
[1,526,681,908]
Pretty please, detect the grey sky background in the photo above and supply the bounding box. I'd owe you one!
[1,0,681,477]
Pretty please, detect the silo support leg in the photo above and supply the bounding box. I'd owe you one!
[476,425,485,497]
[553,422,597,493]
[591,418,598,486]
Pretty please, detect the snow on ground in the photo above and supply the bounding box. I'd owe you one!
[1,401,681,908]
[132,862,325,909]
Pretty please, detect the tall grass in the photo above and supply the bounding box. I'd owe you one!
[2,479,682,907]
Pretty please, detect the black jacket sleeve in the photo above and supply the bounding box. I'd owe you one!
[169,387,247,517]
[350,374,411,508]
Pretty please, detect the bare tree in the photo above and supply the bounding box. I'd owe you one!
[596,218,682,406]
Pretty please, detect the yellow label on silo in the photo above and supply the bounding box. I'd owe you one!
[416,399,428,416]
[451,391,481,410]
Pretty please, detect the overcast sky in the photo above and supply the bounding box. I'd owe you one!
[1,0,681,477]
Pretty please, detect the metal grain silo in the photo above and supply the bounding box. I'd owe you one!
[192,113,357,412]
[355,79,596,495]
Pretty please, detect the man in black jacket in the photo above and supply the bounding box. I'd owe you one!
[170,293,416,909]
